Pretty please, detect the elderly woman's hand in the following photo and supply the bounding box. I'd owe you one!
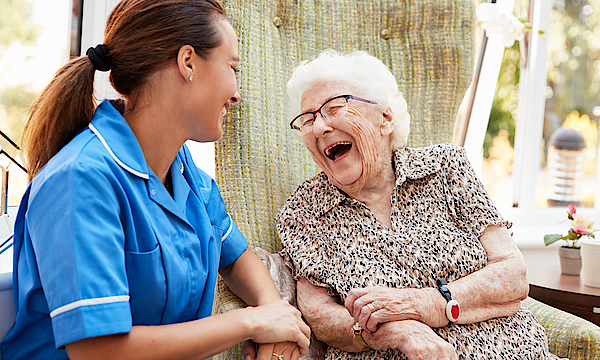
[363,320,457,360]
[345,286,448,332]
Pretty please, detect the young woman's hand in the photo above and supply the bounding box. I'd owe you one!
[245,300,311,355]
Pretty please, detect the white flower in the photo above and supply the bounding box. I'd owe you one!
[477,3,525,48]
[571,213,595,236]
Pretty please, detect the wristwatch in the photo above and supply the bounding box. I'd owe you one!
[436,278,460,323]
[352,322,370,348]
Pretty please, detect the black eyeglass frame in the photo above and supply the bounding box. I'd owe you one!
[289,94,377,131]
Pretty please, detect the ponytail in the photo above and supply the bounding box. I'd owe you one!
[23,57,96,181]
[23,0,226,181]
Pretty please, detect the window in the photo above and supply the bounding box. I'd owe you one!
[474,0,600,248]
[0,0,78,210]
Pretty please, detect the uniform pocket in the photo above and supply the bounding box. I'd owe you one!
[125,244,167,325]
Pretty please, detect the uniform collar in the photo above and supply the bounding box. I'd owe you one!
[301,146,443,220]
[88,99,151,179]
[89,100,194,227]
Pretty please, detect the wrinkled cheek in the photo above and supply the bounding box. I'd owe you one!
[347,120,377,177]
[308,148,328,170]
[303,138,328,171]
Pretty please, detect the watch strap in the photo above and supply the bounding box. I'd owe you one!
[435,278,452,302]
[436,278,460,322]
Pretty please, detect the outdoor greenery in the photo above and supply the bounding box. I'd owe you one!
[485,0,600,162]
[0,0,39,151]
[0,0,40,47]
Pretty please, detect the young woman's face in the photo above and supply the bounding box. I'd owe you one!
[187,19,240,142]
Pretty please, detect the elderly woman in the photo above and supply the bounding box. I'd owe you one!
[276,50,562,360]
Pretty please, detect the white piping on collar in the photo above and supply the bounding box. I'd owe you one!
[89,123,150,180]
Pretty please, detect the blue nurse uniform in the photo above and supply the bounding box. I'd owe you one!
[0,100,247,360]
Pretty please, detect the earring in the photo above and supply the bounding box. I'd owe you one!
[188,75,194,82]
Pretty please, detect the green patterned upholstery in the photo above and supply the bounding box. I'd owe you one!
[215,0,476,252]
[212,1,475,358]
[212,1,600,359]
[522,297,600,360]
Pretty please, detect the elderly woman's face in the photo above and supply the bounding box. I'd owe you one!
[300,83,394,188]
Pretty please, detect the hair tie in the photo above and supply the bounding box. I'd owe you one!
[86,44,111,72]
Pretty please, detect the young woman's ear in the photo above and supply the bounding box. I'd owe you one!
[381,108,395,136]
[177,45,196,82]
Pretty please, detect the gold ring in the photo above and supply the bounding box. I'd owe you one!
[272,353,285,360]
[367,303,376,313]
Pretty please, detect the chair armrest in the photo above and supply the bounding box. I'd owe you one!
[521,297,600,360]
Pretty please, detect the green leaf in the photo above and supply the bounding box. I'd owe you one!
[567,229,581,240]
[538,30,545,35]
[518,16,528,23]
[524,22,533,30]
[544,234,563,246]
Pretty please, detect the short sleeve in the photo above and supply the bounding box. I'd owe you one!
[276,209,334,294]
[219,216,247,268]
[441,145,512,238]
[26,162,132,348]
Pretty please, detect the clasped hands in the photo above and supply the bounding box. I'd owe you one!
[345,286,458,360]
[241,300,310,360]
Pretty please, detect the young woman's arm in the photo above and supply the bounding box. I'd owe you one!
[66,249,310,360]
[221,248,311,360]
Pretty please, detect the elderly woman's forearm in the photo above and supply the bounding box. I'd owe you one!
[297,278,368,352]
[447,254,527,320]
[443,225,529,324]
[302,305,364,352]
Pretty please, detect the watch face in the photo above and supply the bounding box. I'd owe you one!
[451,303,460,319]
[446,299,461,322]
[353,323,361,332]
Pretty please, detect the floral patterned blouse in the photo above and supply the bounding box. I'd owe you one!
[276,144,561,360]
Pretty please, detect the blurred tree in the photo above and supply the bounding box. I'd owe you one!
[0,0,40,48]
[484,45,520,158]
[546,0,600,120]
[0,0,40,151]
[0,85,34,142]
[485,0,600,159]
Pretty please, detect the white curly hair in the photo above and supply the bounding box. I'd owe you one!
[286,49,411,150]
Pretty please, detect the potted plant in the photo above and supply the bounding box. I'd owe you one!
[544,204,596,275]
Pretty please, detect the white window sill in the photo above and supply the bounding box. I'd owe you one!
[500,207,600,250]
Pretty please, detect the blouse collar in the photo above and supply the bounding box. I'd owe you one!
[301,145,444,220]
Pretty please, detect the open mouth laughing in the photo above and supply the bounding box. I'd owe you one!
[324,141,352,161]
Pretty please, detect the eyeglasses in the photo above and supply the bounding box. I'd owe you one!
[289,94,377,132]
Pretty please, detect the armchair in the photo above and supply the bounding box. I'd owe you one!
[212,0,600,359]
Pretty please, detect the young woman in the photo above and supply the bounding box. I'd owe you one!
[0,1,309,360]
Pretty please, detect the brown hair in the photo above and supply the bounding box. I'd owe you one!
[23,0,226,180]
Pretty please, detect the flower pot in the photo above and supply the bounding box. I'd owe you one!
[558,247,581,275]
[580,238,600,288]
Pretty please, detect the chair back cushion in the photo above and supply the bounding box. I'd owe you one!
[216,0,475,252]
[213,1,475,358]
